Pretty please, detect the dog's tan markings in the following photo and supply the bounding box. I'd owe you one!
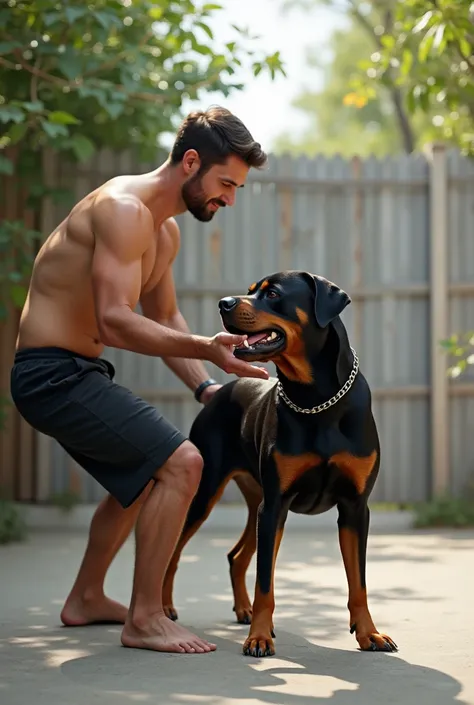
[338,527,397,652]
[243,525,284,657]
[329,451,377,494]
[296,307,309,325]
[230,306,314,384]
[248,282,257,293]
[273,450,322,493]
[260,280,269,291]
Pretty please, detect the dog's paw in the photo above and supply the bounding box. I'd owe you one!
[351,624,398,652]
[233,603,252,625]
[243,633,275,657]
[164,604,178,621]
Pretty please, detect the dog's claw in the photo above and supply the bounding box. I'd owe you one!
[243,635,275,658]
[164,605,178,621]
[350,623,356,634]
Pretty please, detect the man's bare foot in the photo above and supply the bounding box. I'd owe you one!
[60,593,129,626]
[121,613,217,654]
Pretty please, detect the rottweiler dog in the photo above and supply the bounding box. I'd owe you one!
[163,270,397,657]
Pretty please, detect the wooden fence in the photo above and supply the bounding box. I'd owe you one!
[1,145,474,504]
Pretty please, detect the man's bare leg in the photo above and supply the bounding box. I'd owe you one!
[121,441,217,654]
[61,483,152,626]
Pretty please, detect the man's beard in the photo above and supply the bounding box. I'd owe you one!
[182,173,226,222]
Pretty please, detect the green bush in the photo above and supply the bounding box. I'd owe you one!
[413,495,474,528]
[0,500,27,544]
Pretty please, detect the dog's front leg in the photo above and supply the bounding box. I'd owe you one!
[337,500,398,652]
[243,500,287,657]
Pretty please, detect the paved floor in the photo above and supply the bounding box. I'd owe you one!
[1,520,473,705]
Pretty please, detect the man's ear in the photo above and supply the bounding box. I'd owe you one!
[305,273,351,328]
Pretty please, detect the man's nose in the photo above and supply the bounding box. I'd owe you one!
[219,297,238,312]
[221,191,236,207]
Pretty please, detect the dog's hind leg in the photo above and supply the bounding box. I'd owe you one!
[227,473,263,625]
[162,468,244,622]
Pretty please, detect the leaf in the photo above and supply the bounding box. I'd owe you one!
[48,111,81,125]
[406,88,416,114]
[433,23,446,53]
[57,50,82,81]
[69,134,96,163]
[400,49,414,77]
[0,106,24,124]
[148,7,163,20]
[103,103,125,119]
[64,6,87,23]
[418,25,437,62]
[202,3,223,10]
[412,10,433,34]
[459,37,472,58]
[44,12,61,26]
[22,101,44,113]
[0,156,13,175]
[196,21,214,39]
[40,120,69,139]
[9,284,27,308]
[93,11,119,30]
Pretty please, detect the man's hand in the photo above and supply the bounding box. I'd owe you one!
[207,333,269,380]
[199,384,223,405]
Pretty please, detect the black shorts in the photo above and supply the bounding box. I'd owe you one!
[10,347,187,508]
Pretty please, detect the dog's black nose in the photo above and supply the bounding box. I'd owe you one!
[219,297,238,312]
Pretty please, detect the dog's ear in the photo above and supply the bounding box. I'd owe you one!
[306,273,351,328]
[302,273,353,385]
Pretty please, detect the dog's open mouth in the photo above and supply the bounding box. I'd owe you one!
[226,325,286,358]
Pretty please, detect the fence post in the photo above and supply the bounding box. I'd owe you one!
[428,143,449,497]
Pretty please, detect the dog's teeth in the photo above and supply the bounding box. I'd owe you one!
[243,340,250,348]
[270,332,277,340]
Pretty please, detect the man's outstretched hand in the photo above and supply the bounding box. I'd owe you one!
[207,332,269,380]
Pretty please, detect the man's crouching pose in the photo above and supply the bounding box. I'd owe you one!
[10,106,269,654]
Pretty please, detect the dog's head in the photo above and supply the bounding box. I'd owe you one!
[218,270,351,384]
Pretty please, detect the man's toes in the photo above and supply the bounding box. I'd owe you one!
[179,642,197,654]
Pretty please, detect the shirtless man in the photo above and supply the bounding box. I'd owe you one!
[10,106,269,655]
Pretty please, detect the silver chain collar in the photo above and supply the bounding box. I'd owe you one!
[276,347,359,414]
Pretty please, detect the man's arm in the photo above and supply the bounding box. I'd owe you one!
[90,200,269,380]
[91,198,212,359]
[139,223,219,397]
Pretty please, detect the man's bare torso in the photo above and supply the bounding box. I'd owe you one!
[17,174,177,358]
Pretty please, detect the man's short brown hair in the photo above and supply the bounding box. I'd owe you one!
[170,106,267,172]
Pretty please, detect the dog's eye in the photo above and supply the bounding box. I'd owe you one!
[266,289,280,299]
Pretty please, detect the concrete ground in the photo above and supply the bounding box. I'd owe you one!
[1,511,473,705]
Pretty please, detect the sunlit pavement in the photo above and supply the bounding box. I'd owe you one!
[1,515,473,705]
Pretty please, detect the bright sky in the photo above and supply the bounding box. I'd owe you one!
[163,0,347,153]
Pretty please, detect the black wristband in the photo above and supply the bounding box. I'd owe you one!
[194,378,218,402]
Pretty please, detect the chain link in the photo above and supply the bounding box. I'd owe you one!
[277,347,359,414]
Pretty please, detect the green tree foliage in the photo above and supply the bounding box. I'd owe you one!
[275,0,471,157]
[0,0,285,166]
[359,0,474,156]
[274,18,417,157]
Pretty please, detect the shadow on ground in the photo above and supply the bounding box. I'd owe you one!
[1,527,472,704]
[0,621,465,705]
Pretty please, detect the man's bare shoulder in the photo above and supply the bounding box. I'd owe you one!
[90,190,154,251]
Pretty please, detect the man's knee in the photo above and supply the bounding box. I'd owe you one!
[155,440,203,499]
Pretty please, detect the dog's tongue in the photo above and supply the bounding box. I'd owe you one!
[245,332,268,346]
